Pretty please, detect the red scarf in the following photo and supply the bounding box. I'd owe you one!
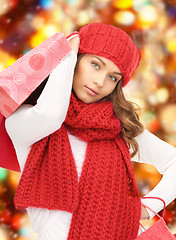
[14,92,141,239]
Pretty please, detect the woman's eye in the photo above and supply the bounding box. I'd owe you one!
[109,75,117,82]
[92,62,100,69]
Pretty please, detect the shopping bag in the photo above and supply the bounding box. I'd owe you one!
[0,32,73,172]
[136,197,176,239]
[0,112,20,172]
[0,32,72,118]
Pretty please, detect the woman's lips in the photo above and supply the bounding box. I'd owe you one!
[85,86,98,96]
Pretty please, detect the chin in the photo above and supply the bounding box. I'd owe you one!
[80,97,92,104]
[73,92,90,104]
[73,90,102,104]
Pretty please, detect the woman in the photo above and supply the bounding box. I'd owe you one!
[5,23,176,239]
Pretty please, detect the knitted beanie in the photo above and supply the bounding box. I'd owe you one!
[78,23,141,87]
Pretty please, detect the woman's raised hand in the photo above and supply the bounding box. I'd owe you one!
[68,33,80,55]
[141,206,150,220]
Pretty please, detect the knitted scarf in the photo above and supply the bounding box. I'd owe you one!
[14,92,141,239]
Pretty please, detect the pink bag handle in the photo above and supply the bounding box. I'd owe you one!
[66,32,79,41]
[140,196,166,233]
[141,196,166,218]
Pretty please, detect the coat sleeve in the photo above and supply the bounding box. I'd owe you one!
[131,129,176,219]
[5,50,77,146]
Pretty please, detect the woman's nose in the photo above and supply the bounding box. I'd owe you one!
[93,75,105,87]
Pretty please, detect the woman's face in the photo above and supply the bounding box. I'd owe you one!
[73,54,122,104]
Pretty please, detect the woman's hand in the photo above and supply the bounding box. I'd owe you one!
[141,206,150,220]
[68,33,80,55]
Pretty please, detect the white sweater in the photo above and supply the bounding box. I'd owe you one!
[5,50,176,239]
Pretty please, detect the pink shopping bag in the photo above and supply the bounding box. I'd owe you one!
[0,113,20,172]
[136,197,176,239]
[0,32,73,172]
[0,32,72,118]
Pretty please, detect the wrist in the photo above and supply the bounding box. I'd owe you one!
[141,206,150,220]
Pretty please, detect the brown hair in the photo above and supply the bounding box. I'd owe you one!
[105,80,144,158]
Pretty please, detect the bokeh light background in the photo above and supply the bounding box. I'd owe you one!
[0,0,176,239]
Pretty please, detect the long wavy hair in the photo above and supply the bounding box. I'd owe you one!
[104,80,144,158]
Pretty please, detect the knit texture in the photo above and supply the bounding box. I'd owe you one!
[78,23,141,87]
[14,92,141,239]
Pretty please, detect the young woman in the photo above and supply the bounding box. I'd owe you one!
[5,23,176,239]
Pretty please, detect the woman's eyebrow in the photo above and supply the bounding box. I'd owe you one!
[114,72,122,76]
[93,56,122,75]
[93,56,106,66]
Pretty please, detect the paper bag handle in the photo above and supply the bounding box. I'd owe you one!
[141,196,166,218]
[140,196,166,233]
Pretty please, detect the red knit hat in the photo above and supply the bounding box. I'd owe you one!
[78,23,141,87]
